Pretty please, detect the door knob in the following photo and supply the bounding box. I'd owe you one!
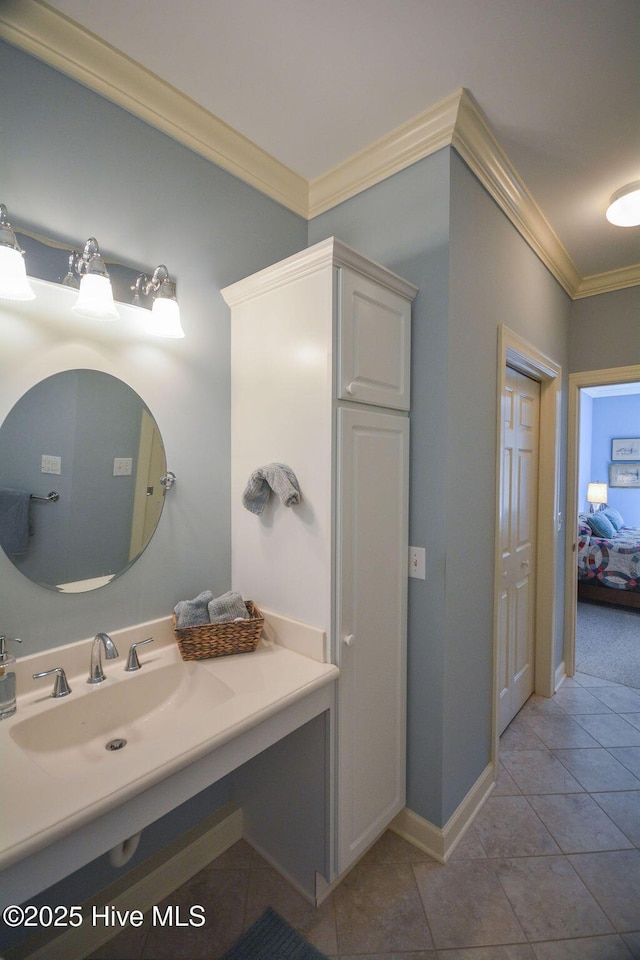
[345,381,357,396]
[343,634,355,647]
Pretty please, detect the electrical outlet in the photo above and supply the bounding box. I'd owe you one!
[408,546,426,580]
[113,457,133,477]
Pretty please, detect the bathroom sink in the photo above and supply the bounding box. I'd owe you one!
[10,661,234,777]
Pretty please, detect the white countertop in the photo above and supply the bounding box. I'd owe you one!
[0,614,338,875]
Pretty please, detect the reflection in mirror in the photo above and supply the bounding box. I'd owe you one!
[0,371,167,592]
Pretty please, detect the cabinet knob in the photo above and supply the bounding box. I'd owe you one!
[343,634,355,647]
[345,381,357,396]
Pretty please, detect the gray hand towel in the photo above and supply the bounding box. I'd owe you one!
[174,590,213,628]
[242,463,301,515]
[208,590,249,623]
[0,487,31,558]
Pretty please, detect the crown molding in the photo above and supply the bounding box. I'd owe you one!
[2,0,637,300]
[307,89,462,218]
[0,0,308,216]
[573,262,640,299]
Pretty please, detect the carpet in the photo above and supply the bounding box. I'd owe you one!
[220,907,330,960]
[576,601,640,689]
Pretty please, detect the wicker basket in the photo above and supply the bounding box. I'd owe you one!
[174,601,264,661]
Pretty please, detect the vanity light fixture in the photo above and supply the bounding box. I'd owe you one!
[67,238,119,321]
[131,265,185,339]
[606,181,640,227]
[0,204,35,301]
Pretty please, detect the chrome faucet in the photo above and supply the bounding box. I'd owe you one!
[88,632,119,684]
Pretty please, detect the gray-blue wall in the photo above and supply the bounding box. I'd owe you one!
[0,40,307,652]
[310,151,573,824]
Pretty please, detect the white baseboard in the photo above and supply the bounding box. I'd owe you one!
[555,660,567,691]
[7,803,243,960]
[390,762,495,863]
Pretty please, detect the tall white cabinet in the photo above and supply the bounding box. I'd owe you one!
[223,237,416,879]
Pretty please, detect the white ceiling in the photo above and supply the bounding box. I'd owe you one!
[33,0,640,279]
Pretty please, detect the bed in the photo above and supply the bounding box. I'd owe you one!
[577,509,640,610]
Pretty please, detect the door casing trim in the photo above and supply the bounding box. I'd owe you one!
[493,327,562,765]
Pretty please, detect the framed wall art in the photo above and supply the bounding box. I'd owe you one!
[611,438,640,461]
[609,462,640,488]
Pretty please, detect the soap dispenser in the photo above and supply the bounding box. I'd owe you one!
[0,635,22,719]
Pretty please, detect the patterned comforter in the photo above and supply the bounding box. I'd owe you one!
[578,520,640,592]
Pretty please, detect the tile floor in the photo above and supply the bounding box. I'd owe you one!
[89,671,640,960]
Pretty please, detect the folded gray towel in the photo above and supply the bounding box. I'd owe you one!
[208,590,249,623]
[242,463,301,515]
[0,487,31,558]
[174,590,213,628]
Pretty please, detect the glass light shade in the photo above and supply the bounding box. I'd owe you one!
[72,273,119,320]
[606,182,640,227]
[149,296,185,338]
[586,482,608,506]
[0,245,36,300]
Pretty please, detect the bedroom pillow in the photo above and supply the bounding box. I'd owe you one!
[587,512,616,539]
[602,506,624,531]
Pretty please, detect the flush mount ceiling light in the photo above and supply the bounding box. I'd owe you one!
[0,204,35,300]
[606,181,640,227]
[132,265,185,339]
[67,238,119,321]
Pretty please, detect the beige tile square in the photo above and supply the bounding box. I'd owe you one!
[413,859,526,949]
[141,863,248,959]
[553,748,640,792]
[590,688,640,714]
[575,714,640,747]
[500,749,583,795]
[244,862,337,956]
[362,829,435,864]
[334,861,433,955]
[500,720,548,752]
[530,934,637,958]
[610,747,640,779]
[593,790,640,846]
[522,715,600,749]
[472,796,559,858]
[450,825,488,860]
[569,850,640,932]
[518,695,566,717]
[495,855,613,941]
[433,946,535,959]
[553,687,613,715]
[493,760,523,795]
[86,921,148,959]
[527,793,634,853]
[625,714,640,732]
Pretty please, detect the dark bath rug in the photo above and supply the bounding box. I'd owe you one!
[220,906,330,960]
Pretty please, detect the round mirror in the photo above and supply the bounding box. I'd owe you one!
[0,370,167,592]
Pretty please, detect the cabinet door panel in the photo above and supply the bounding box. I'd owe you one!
[338,268,410,410]
[336,407,409,871]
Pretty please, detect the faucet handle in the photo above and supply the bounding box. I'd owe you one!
[33,667,72,698]
[125,637,154,672]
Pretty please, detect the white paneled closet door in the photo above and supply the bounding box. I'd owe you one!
[336,406,409,871]
[498,366,540,734]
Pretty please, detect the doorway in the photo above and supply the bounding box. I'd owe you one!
[492,327,562,764]
[564,364,640,680]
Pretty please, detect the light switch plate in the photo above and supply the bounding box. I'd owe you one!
[408,546,426,580]
[41,455,61,475]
